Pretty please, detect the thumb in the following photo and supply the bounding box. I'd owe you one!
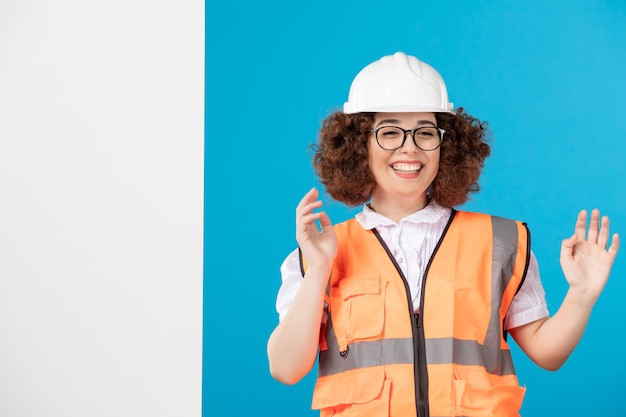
[560,233,578,261]
[317,211,334,233]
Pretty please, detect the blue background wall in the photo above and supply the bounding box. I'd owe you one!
[206,1,625,415]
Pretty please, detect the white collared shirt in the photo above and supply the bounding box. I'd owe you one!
[276,202,549,330]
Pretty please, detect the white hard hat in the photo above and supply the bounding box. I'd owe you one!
[343,52,454,114]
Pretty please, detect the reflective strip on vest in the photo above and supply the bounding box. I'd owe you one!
[319,332,515,377]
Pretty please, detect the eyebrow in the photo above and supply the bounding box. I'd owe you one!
[375,119,437,128]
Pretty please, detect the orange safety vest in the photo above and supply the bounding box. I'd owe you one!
[302,210,530,417]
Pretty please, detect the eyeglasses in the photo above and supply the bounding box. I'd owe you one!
[370,126,446,151]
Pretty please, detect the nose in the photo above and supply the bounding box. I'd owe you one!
[400,130,420,153]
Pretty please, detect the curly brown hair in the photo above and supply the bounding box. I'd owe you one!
[311,108,491,208]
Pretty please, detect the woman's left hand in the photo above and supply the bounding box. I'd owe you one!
[560,208,620,301]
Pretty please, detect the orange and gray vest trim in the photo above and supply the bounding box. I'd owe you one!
[300,210,530,417]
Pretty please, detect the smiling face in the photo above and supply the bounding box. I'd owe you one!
[368,112,441,219]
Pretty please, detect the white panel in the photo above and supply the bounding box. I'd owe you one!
[0,1,204,416]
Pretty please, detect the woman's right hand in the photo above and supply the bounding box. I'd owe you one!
[295,187,337,273]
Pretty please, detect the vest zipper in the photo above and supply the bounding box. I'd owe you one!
[372,229,430,417]
[415,209,456,417]
[415,312,428,417]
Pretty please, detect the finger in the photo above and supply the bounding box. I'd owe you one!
[296,189,323,218]
[296,187,319,212]
[587,208,600,242]
[597,215,610,248]
[297,200,323,218]
[299,212,323,227]
[608,233,621,259]
[296,212,323,237]
[573,209,588,241]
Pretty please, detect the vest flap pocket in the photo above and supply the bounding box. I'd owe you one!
[339,274,380,299]
[311,366,386,409]
[337,275,385,340]
[455,379,526,416]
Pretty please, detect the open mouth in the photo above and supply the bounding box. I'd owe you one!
[391,162,423,174]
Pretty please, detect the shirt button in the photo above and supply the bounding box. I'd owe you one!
[398,258,404,263]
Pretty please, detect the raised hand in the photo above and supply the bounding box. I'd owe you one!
[560,208,620,301]
[295,187,337,272]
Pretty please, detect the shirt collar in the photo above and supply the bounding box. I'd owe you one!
[356,200,452,230]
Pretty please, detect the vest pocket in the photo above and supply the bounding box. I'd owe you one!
[454,377,526,416]
[312,366,390,416]
[338,274,385,341]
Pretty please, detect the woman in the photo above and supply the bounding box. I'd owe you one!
[267,52,619,417]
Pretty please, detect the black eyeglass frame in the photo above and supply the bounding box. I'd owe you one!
[369,126,446,151]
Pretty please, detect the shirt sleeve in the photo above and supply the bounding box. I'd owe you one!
[276,248,332,324]
[275,248,303,322]
[504,250,550,330]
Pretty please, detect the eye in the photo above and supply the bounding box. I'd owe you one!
[379,127,402,138]
[416,128,437,138]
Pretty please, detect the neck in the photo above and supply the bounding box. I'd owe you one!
[369,193,429,223]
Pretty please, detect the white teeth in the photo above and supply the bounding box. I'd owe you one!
[392,163,423,173]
